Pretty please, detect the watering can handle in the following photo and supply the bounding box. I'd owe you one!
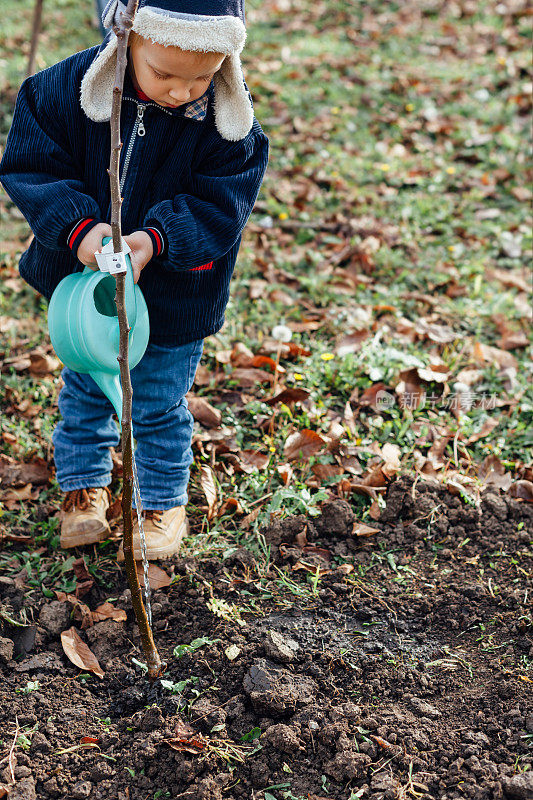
[100,236,137,322]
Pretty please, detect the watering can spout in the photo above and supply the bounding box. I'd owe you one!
[90,372,123,423]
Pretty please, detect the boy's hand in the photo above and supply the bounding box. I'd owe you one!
[123,231,154,284]
[77,222,113,268]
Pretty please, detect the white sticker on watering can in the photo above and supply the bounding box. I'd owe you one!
[95,238,131,274]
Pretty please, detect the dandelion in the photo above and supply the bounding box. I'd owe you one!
[331,106,340,114]
[448,245,456,252]
[405,103,414,111]
[293,373,303,381]
[497,56,506,65]
[376,163,390,171]
[269,446,276,453]
[271,324,292,342]
[278,212,288,221]
[446,166,456,175]
[321,353,334,361]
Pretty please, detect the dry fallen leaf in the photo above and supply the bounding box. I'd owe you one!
[0,455,52,488]
[353,523,380,537]
[29,349,61,376]
[284,429,326,461]
[509,480,533,503]
[187,396,222,428]
[200,464,218,520]
[91,602,127,624]
[264,387,310,406]
[61,627,104,679]
[136,563,172,589]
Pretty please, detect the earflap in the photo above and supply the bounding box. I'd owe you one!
[80,34,117,122]
[102,0,118,29]
[213,52,254,141]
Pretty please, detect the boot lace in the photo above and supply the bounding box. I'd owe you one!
[144,509,164,528]
[62,487,111,512]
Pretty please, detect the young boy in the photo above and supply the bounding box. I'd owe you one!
[0,0,269,560]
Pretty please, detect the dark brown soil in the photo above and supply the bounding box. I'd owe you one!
[1,477,532,800]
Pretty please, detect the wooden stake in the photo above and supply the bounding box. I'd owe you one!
[27,0,44,78]
[108,0,161,679]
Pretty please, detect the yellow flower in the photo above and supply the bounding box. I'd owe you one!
[278,212,288,220]
[293,373,303,380]
[446,166,456,174]
[405,103,414,111]
[376,163,390,171]
[497,56,506,65]
[321,353,334,361]
[331,106,340,114]
[269,446,276,452]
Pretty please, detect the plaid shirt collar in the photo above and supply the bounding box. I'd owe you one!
[181,89,210,121]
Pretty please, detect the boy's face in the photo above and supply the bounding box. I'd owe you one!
[128,38,225,108]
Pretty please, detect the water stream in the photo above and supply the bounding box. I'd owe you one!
[130,431,152,626]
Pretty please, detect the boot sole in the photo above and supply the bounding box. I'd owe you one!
[117,518,189,562]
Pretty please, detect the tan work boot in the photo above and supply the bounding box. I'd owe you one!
[117,506,188,561]
[60,487,112,548]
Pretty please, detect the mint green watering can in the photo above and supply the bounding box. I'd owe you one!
[48,238,150,422]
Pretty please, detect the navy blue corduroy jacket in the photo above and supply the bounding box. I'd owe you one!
[0,46,269,345]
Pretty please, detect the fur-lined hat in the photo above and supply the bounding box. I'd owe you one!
[81,0,253,141]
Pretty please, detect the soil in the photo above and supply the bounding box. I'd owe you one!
[0,477,532,800]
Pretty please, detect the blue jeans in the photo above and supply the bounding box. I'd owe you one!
[52,339,204,510]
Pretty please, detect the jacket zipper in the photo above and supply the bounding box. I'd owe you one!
[119,100,173,194]
[119,102,146,194]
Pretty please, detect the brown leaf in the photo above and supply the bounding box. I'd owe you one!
[277,463,293,485]
[80,736,100,745]
[200,465,218,520]
[230,342,255,366]
[218,497,244,516]
[380,443,401,477]
[467,417,499,443]
[264,387,310,406]
[92,602,127,624]
[415,320,456,344]
[72,557,92,582]
[360,466,389,488]
[187,396,222,428]
[165,737,206,754]
[335,330,369,356]
[311,464,345,482]
[239,450,270,470]
[61,627,104,678]
[336,563,354,575]
[284,429,326,461]
[29,349,60,376]
[230,367,274,387]
[473,341,518,369]
[353,523,380,537]
[136,563,172,589]
[490,267,530,292]
[0,484,33,502]
[396,368,425,409]
[358,383,392,410]
[508,480,533,503]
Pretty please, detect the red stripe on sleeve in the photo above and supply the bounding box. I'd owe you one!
[190,261,213,271]
[68,218,94,249]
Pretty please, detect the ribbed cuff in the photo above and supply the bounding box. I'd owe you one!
[63,218,103,258]
[142,224,167,258]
